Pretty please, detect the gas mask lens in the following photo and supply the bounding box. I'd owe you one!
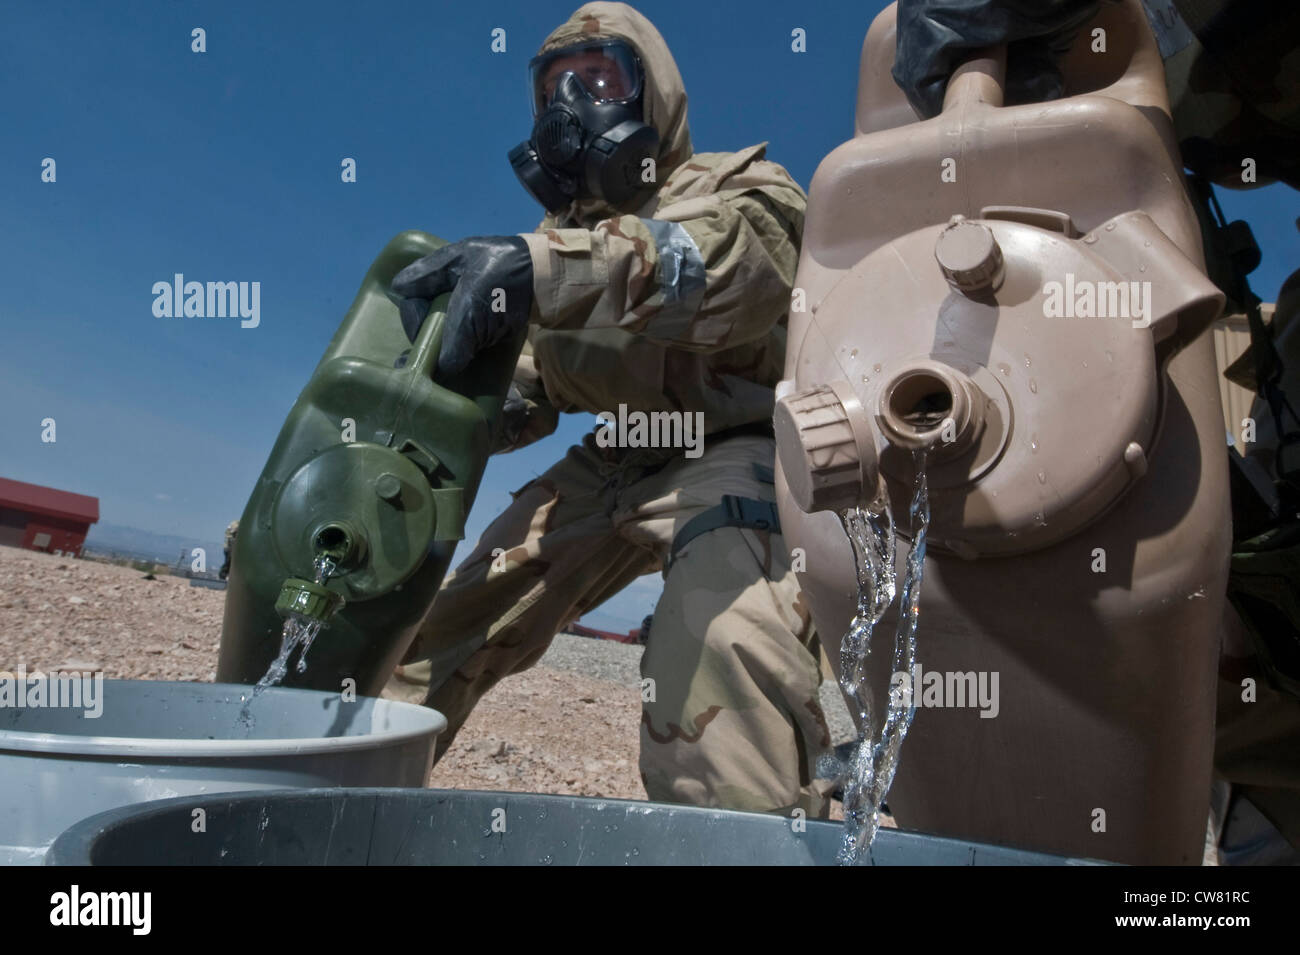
[530,40,643,114]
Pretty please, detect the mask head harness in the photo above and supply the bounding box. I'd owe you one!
[509,38,660,213]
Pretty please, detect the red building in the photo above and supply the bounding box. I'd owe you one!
[0,477,100,557]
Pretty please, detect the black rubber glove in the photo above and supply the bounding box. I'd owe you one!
[390,235,534,377]
[495,384,531,453]
[892,0,1101,119]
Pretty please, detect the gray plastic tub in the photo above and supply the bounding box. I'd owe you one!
[46,788,1101,865]
[0,680,445,864]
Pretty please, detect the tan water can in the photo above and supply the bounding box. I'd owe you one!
[774,0,1230,864]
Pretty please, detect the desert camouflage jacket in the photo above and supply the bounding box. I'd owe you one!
[507,2,807,447]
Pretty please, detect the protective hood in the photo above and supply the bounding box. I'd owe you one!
[536,2,693,224]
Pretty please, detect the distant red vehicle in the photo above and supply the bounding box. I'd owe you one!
[0,477,99,557]
[566,622,644,645]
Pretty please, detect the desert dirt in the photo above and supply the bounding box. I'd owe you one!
[0,545,849,814]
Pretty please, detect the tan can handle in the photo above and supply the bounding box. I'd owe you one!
[942,46,1007,113]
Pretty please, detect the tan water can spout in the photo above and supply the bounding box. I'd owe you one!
[775,359,992,514]
[876,359,987,455]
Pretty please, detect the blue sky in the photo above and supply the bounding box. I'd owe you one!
[1,0,1295,630]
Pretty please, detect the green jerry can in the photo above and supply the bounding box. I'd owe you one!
[216,230,525,697]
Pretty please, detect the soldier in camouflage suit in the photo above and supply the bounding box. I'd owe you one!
[387,2,833,815]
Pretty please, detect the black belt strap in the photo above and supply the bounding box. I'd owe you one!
[666,494,782,571]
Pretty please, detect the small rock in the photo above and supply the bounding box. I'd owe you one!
[143,646,166,655]
[57,660,100,673]
[492,740,508,759]
[67,596,85,605]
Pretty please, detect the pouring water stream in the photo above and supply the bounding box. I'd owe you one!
[237,555,338,727]
[837,449,930,864]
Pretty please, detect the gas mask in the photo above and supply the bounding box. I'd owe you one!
[509,38,660,214]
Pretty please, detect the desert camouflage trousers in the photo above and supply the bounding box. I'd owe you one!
[388,430,834,817]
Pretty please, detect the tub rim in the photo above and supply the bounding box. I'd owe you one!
[43,787,1110,867]
[0,679,446,759]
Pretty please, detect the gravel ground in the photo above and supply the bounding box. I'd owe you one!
[536,632,644,686]
[423,663,647,799]
[0,548,224,682]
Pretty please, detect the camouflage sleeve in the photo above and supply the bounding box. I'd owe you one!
[519,181,804,354]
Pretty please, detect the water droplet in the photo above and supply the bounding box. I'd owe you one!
[1105,350,1114,363]
[1030,435,1039,452]
[873,363,882,373]
[1104,221,1116,231]
[1028,378,1038,394]
[1139,264,1146,273]
[1037,471,1046,484]
[1143,240,1152,247]
[1084,234,1098,244]
[997,362,1010,376]
[850,348,859,358]
[1024,354,1032,368]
